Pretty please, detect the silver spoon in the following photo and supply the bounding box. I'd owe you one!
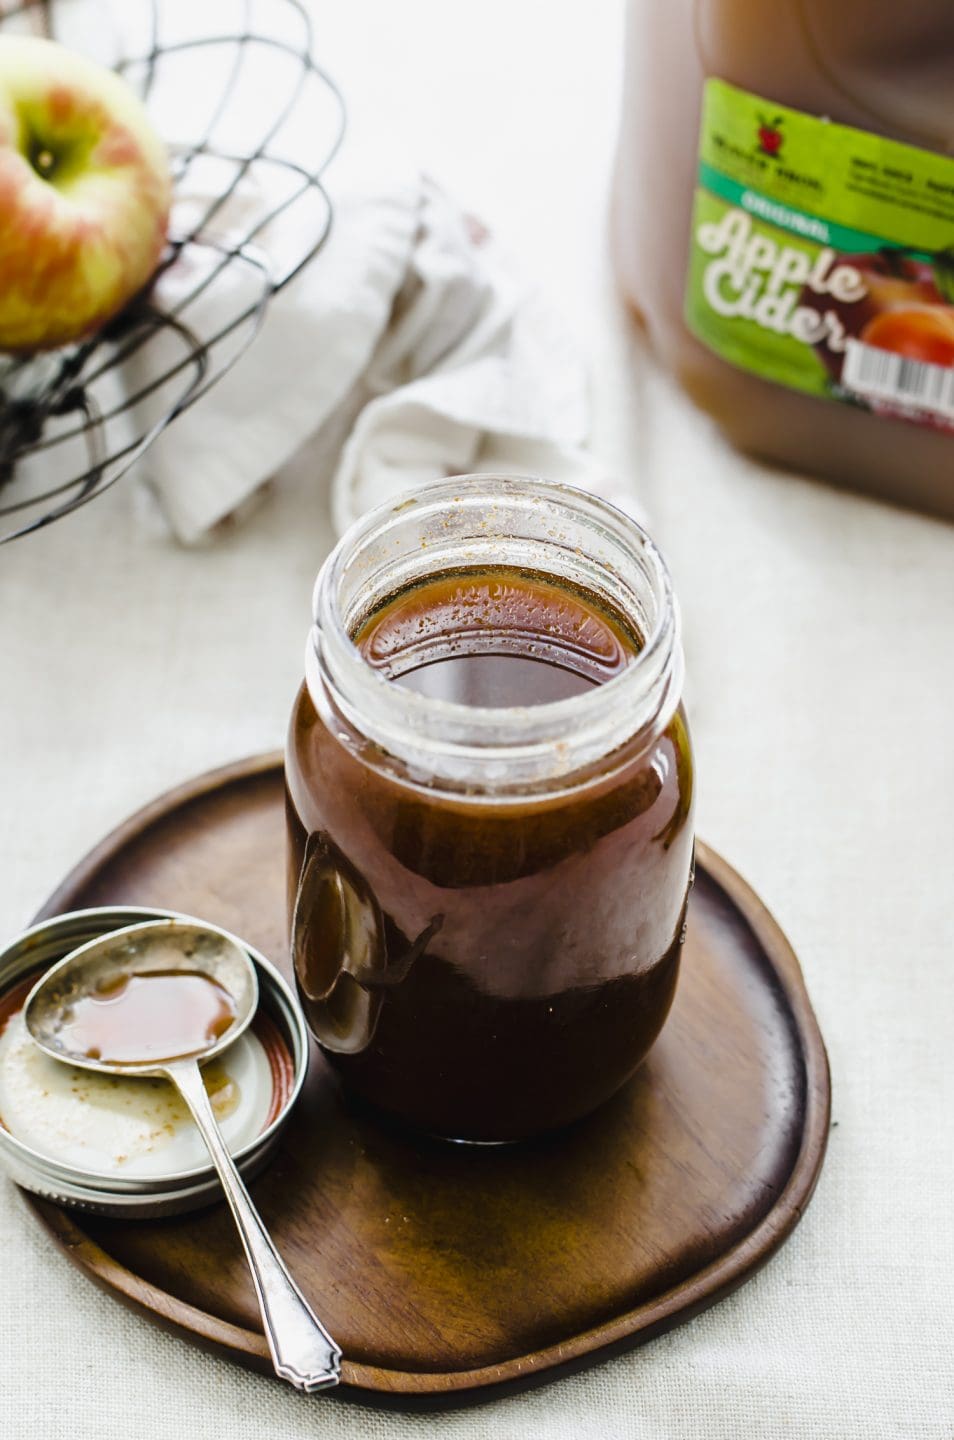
[24,918,341,1393]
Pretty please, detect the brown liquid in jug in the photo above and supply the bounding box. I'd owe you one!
[613,0,954,518]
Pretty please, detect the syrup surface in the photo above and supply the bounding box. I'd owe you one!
[354,567,640,707]
[57,970,236,1065]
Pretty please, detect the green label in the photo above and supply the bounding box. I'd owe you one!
[685,80,954,431]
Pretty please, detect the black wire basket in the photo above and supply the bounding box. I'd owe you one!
[0,0,345,542]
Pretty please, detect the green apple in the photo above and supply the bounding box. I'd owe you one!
[0,35,171,352]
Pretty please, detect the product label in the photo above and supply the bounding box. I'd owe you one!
[685,79,954,432]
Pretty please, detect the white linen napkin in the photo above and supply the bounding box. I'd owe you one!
[136,156,611,544]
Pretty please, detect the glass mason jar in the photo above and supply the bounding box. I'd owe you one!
[285,476,694,1142]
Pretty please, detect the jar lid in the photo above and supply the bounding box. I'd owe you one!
[0,907,307,1217]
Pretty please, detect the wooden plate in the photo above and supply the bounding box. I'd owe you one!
[25,754,829,1409]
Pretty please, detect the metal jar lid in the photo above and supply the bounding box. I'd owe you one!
[0,906,307,1217]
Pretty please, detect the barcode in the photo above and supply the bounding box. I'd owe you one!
[842,339,954,419]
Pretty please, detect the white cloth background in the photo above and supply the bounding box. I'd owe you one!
[138,159,600,543]
[0,4,952,1439]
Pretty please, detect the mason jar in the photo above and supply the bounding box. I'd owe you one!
[285,475,694,1142]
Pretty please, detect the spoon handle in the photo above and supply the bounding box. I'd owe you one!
[166,1058,341,1392]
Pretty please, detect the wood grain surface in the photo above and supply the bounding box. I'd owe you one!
[25,753,830,1408]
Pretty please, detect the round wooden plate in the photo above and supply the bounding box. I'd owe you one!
[25,754,829,1409]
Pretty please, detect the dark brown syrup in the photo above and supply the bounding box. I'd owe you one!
[357,567,637,705]
[287,566,694,1141]
[57,970,236,1065]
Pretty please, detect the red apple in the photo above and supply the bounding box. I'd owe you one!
[0,35,171,352]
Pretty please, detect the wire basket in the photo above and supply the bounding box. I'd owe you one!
[0,0,345,542]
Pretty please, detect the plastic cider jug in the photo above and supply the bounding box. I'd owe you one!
[613,0,954,518]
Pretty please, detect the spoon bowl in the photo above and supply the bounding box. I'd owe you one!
[25,919,258,1075]
[24,917,341,1393]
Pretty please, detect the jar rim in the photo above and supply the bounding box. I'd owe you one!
[309,475,683,791]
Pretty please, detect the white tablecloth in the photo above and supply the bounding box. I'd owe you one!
[1,4,952,1437]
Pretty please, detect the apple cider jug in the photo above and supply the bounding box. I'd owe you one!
[613,0,954,519]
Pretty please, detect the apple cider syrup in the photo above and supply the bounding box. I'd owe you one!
[285,477,695,1143]
[613,0,954,519]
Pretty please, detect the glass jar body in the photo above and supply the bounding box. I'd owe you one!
[286,688,693,1142]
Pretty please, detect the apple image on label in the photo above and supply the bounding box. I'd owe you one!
[0,35,171,353]
[799,249,945,384]
[757,125,782,156]
[861,306,954,368]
